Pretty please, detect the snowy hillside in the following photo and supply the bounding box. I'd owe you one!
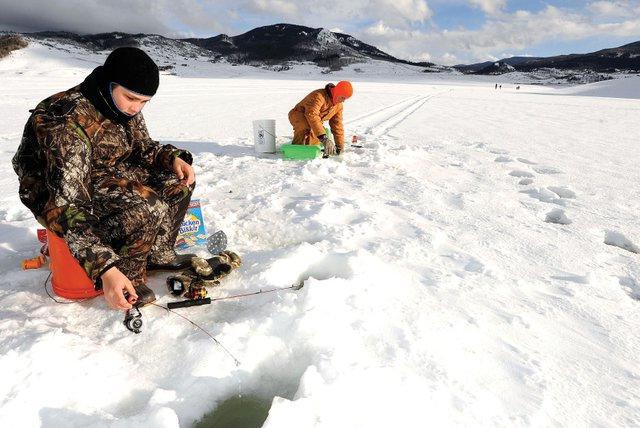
[6,25,433,74]
[0,41,639,427]
[457,40,640,78]
[1,34,439,81]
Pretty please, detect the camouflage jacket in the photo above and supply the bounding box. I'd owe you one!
[12,85,192,283]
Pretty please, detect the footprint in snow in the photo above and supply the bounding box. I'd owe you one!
[519,178,534,186]
[447,193,465,209]
[550,273,589,284]
[522,186,576,205]
[521,188,567,205]
[489,148,509,155]
[494,156,513,163]
[545,208,572,225]
[517,158,537,165]
[547,186,576,199]
[464,258,485,273]
[619,276,640,300]
[509,170,535,178]
[441,251,491,278]
[534,166,563,175]
[604,231,639,254]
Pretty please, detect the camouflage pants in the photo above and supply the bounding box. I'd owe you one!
[93,170,194,285]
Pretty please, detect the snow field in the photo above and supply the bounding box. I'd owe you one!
[0,42,639,426]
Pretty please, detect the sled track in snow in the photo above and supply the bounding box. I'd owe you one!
[367,96,431,136]
[345,95,423,125]
[350,90,452,137]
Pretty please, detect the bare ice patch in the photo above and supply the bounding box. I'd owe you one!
[604,231,639,254]
[519,178,534,186]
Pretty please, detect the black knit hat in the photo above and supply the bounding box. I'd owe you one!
[103,47,159,96]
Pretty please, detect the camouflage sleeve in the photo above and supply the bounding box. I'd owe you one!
[40,117,120,284]
[329,105,344,149]
[127,113,193,170]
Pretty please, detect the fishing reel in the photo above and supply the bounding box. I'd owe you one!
[124,306,143,334]
[184,280,208,300]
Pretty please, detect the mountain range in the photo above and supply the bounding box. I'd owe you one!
[455,41,640,74]
[2,23,640,77]
[9,24,436,71]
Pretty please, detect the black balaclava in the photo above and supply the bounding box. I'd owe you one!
[80,47,159,123]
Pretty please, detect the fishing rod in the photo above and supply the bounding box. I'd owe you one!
[44,273,304,366]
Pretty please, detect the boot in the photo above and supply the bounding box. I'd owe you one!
[147,253,196,272]
[131,283,156,307]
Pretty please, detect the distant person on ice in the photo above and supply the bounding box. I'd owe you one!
[288,81,353,156]
[12,47,196,311]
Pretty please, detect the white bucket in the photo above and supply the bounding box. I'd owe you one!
[253,119,276,154]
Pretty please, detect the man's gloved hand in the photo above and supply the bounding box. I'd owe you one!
[319,134,336,156]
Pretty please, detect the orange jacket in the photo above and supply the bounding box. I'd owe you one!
[289,84,344,148]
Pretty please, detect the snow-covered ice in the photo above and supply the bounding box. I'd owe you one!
[1,41,639,427]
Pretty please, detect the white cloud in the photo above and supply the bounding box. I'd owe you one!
[383,0,432,22]
[243,0,432,28]
[468,0,506,15]
[0,0,434,36]
[363,21,395,37]
[440,52,458,63]
[249,0,298,16]
[356,4,640,64]
[588,1,634,18]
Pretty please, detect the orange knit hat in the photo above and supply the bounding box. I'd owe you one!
[332,81,353,103]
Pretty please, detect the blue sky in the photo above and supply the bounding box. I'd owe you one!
[1,0,639,64]
[423,0,640,60]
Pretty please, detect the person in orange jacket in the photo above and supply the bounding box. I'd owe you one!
[288,81,353,155]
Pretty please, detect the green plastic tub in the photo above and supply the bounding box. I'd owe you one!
[281,144,322,160]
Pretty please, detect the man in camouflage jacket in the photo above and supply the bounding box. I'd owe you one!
[13,47,195,310]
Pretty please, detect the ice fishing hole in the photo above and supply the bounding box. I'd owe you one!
[194,394,271,428]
